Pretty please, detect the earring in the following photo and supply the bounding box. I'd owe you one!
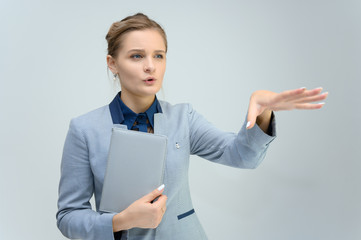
[113,73,117,80]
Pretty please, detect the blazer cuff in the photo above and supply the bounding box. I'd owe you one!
[98,212,118,240]
[244,111,277,147]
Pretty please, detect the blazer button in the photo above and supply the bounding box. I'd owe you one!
[175,142,180,149]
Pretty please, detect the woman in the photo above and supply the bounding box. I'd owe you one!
[56,13,328,240]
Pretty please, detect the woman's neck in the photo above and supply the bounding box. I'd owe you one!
[120,90,155,114]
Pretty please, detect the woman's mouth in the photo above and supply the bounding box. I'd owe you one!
[143,77,156,85]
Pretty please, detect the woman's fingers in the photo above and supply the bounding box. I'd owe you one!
[274,87,323,104]
[142,184,165,203]
[271,87,306,104]
[152,194,167,209]
[153,195,167,223]
[294,102,325,110]
[292,92,328,104]
[286,87,324,103]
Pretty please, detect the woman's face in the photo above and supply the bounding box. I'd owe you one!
[108,29,167,98]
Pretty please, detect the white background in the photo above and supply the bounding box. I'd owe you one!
[1,0,360,239]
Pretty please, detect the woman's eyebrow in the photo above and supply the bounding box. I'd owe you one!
[127,49,166,53]
[127,49,145,53]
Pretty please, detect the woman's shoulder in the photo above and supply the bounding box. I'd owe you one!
[67,104,112,134]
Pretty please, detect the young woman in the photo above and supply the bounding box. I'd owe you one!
[56,13,328,240]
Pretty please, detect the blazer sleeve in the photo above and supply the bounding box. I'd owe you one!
[187,103,276,169]
[56,119,117,240]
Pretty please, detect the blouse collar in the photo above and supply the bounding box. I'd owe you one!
[109,91,162,129]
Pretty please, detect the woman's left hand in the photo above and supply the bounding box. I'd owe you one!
[246,87,329,130]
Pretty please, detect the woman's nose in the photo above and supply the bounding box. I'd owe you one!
[144,57,155,72]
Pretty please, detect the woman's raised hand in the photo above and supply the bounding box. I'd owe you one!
[246,87,329,130]
[112,184,167,232]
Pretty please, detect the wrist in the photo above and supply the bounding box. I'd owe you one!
[257,109,272,123]
[112,210,133,232]
[256,109,273,134]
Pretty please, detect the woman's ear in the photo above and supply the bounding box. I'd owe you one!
[106,55,117,74]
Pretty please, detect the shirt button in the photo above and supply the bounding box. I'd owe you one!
[175,143,180,149]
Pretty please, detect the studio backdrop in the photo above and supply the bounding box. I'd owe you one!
[0,0,360,239]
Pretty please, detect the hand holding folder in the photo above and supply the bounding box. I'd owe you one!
[111,183,167,231]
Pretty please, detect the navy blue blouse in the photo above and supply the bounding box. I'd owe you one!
[109,91,162,133]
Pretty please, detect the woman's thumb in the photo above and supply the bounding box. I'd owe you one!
[246,102,259,130]
[142,184,165,202]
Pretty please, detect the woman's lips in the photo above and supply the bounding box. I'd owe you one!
[143,77,156,85]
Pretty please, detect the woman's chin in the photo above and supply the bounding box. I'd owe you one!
[134,87,161,97]
[142,85,162,95]
[121,84,162,98]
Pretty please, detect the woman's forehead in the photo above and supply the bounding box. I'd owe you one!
[121,29,166,52]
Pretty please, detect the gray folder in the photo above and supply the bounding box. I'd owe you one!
[99,127,168,213]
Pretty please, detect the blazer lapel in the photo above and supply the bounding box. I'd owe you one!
[154,112,168,136]
[153,100,167,136]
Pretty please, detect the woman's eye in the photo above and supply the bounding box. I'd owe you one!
[155,54,164,59]
[131,54,142,59]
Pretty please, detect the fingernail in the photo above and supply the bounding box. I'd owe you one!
[246,121,251,129]
[316,87,323,90]
[322,92,329,95]
[299,87,306,90]
[157,184,165,191]
[317,102,326,105]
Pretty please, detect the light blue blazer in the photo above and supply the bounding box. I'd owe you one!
[56,98,276,240]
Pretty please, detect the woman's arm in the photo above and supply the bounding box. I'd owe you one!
[56,119,117,240]
[187,87,327,169]
[188,103,276,169]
